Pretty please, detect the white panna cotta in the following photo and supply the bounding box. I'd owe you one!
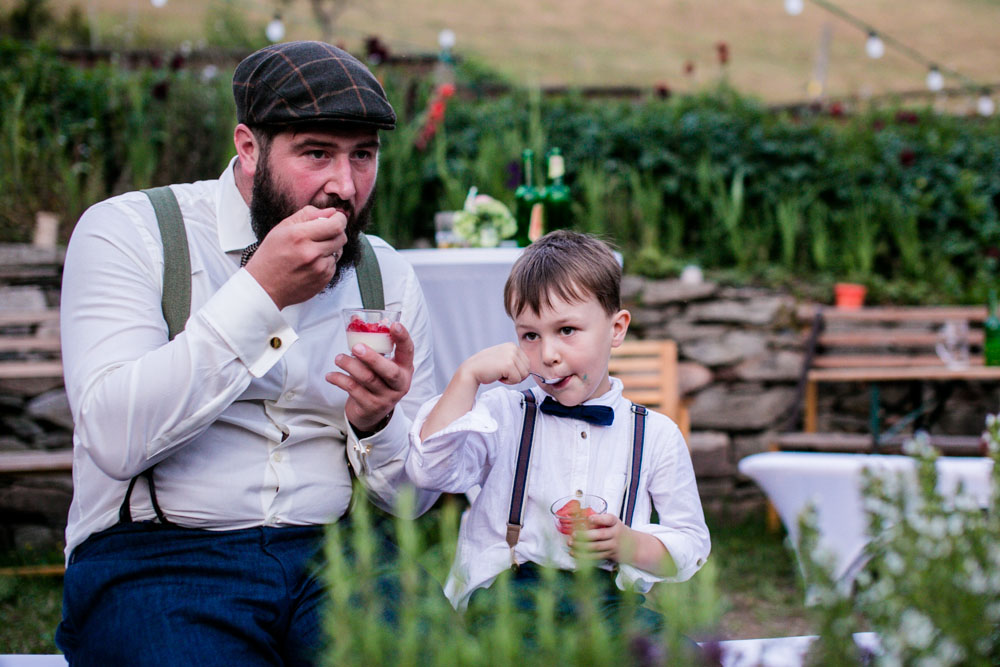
[346,330,393,355]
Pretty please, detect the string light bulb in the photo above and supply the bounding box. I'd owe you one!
[978,93,995,117]
[925,66,944,92]
[865,31,884,59]
[265,13,285,43]
[438,29,456,50]
[784,0,804,16]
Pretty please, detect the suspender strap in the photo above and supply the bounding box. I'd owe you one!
[506,390,538,568]
[118,187,191,526]
[619,403,647,527]
[118,468,171,524]
[357,234,384,310]
[143,186,191,339]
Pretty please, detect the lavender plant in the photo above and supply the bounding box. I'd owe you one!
[322,490,720,666]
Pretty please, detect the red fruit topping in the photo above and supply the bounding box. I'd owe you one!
[555,499,595,535]
[347,318,391,334]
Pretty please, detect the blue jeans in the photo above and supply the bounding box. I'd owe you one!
[56,521,333,666]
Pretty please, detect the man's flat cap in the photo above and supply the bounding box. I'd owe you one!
[233,41,395,130]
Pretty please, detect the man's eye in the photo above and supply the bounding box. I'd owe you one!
[353,150,374,160]
[306,150,327,159]
[560,327,575,335]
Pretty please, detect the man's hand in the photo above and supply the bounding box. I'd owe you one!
[326,322,414,434]
[245,206,347,310]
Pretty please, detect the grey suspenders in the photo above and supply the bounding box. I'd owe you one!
[119,185,384,524]
[505,390,648,568]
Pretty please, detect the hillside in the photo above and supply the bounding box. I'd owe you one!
[25,0,1000,104]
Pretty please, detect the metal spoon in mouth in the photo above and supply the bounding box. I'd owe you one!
[529,372,562,385]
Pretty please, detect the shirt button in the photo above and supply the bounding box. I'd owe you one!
[284,391,296,401]
[581,432,588,439]
[269,336,282,349]
[273,452,283,463]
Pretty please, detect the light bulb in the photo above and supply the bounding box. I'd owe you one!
[978,94,995,117]
[150,0,167,7]
[438,29,456,50]
[784,0,803,15]
[266,15,285,43]
[865,32,884,59]
[926,67,944,92]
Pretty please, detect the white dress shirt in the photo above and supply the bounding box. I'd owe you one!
[60,157,438,560]
[406,378,710,609]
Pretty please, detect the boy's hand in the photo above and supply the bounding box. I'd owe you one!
[458,343,530,387]
[419,343,529,441]
[569,513,635,564]
[570,513,677,576]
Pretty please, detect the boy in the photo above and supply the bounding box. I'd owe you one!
[405,230,710,618]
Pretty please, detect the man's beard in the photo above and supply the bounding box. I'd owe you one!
[249,155,375,289]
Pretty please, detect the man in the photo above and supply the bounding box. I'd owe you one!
[56,41,438,665]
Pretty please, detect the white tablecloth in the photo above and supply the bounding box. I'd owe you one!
[400,248,527,394]
[739,452,993,582]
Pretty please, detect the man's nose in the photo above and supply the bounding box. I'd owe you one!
[323,156,356,201]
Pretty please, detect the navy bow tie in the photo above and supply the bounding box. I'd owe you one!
[539,396,615,426]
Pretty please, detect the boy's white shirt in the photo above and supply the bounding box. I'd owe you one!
[406,377,711,610]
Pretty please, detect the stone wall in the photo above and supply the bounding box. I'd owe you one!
[3,245,998,553]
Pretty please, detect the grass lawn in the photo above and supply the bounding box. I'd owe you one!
[0,513,811,655]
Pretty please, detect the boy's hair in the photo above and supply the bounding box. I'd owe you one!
[504,230,621,318]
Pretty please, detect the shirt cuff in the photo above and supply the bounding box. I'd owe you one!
[197,268,297,377]
[630,522,707,584]
[346,408,409,475]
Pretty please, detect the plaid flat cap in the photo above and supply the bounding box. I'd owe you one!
[233,41,395,130]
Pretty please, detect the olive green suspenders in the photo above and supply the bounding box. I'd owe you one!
[118,186,383,524]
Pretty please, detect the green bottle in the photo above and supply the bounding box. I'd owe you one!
[985,289,1000,366]
[514,149,542,247]
[544,147,572,232]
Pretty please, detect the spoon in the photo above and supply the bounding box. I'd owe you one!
[529,372,562,385]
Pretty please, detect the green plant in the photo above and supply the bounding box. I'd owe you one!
[798,422,1000,665]
[322,490,721,666]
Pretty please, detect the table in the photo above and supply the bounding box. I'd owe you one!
[399,248,525,393]
[739,451,993,582]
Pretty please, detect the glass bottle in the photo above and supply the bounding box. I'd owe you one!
[984,289,1000,366]
[544,147,572,232]
[514,150,541,247]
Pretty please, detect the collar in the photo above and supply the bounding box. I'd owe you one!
[216,156,257,253]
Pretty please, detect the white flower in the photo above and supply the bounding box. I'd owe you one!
[899,609,934,649]
[884,550,905,575]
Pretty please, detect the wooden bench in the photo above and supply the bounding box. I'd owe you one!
[0,308,63,383]
[610,339,692,442]
[772,305,998,448]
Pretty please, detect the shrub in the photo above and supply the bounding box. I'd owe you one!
[798,423,1000,665]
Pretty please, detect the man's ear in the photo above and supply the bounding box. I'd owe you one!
[233,124,261,179]
[610,309,631,348]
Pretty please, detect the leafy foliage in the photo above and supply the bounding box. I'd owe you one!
[3,42,1000,302]
[798,423,1000,665]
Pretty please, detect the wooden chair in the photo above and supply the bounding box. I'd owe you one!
[609,339,691,442]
